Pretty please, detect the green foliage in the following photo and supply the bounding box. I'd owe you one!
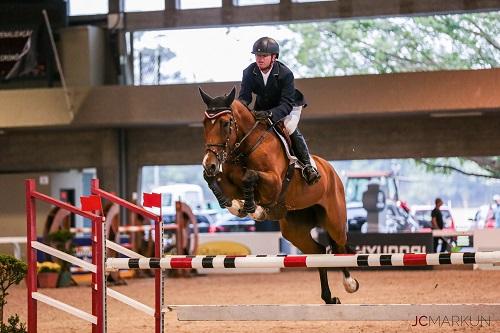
[0,255,27,326]
[416,157,500,179]
[0,314,27,333]
[0,255,27,309]
[282,12,500,77]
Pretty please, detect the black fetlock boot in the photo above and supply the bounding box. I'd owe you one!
[290,129,321,185]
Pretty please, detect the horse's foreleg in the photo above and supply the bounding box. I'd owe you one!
[241,169,259,214]
[203,172,231,208]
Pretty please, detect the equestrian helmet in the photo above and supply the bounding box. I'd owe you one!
[252,37,279,58]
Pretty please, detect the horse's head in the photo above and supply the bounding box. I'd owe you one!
[199,86,237,177]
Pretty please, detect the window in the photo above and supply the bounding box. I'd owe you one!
[161,193,172,208]
[125,0,165,12]
[292,0,335,2]
[235,0,279,6]
[178,0,222,9]
[68,0,108,16]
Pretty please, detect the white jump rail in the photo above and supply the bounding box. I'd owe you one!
[107,288,155,317]
[168,303,500,321]
[32,292,97,324]
[32,241,97,273]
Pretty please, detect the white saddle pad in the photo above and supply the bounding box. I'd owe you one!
[273,128,317,170]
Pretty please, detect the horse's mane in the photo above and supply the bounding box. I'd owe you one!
[231,99,253,116]
[232,99,247,110]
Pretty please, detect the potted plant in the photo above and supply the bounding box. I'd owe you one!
[37,261,61,288]
[0,254,27,332]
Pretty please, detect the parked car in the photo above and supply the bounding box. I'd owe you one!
[213,215,256,232]
[411,205,455,230]
[471,205,495,229]
[161,213,214,233]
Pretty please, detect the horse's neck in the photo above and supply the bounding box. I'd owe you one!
[233,104,285,161]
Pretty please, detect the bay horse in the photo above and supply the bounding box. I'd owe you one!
[199,86,359,304]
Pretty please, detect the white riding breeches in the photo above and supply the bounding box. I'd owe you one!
[284,105,302,135]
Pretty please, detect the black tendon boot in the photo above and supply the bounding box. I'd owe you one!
[203,172,231,208]
[290,130,321,185]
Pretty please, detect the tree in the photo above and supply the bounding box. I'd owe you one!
[282,12,500,178]
[416,157,500,180]
[282,12,500,76]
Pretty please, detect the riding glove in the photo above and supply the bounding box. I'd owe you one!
[253,110,272,120]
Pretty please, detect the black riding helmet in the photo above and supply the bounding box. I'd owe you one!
[252,37,279,58]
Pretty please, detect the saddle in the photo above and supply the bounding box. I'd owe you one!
[261,88,307,164]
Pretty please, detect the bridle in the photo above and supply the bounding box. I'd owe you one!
[204,107,235,169]
[204,106,263,168]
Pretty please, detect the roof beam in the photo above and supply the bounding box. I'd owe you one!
[123,0,500,31]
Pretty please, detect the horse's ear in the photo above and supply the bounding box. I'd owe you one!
[224,86,236,106]
[199,87,213,106]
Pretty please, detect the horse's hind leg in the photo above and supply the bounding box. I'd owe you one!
[317,201,360,295]
[318,268,341,304]
[280,211,341,304]
[331,241,360,294]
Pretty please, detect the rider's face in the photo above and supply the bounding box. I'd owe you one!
[255,54,274,71]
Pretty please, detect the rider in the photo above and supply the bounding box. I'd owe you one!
[238,36,321,185]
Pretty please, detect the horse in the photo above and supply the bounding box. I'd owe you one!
[199,86,359,304]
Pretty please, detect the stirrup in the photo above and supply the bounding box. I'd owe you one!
[301,165,321,185]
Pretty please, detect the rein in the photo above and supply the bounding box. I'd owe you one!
[204,107,266,166]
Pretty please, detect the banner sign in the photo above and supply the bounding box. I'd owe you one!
[0,26,40,80]
[348,232,433,254]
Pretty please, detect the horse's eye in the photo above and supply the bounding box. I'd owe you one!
[223,121,230,128]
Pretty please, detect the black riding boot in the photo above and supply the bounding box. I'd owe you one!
[290,129,321,185]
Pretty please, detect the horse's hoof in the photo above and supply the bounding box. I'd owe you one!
[249,206,266,220]
[227,200,243,216]
[343,277,359,293]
